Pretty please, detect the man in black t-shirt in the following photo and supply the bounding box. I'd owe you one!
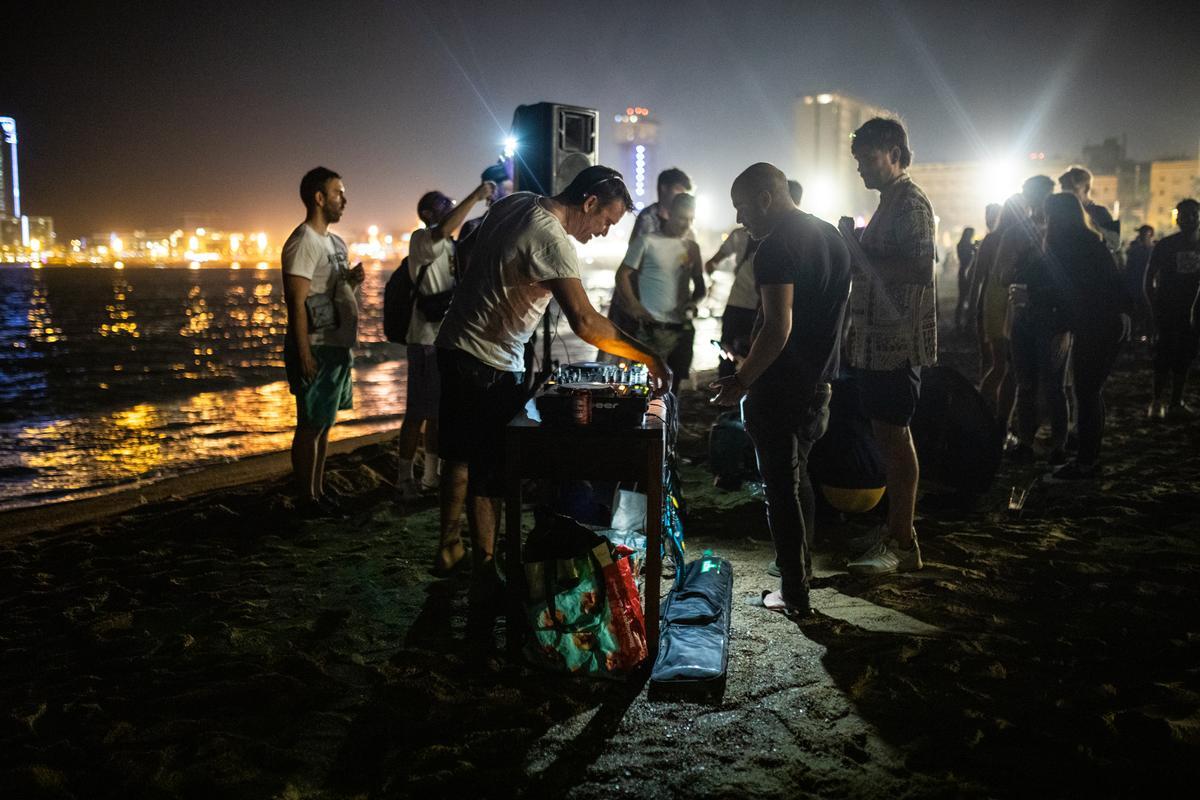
[1145,199,1200,417]
[711,162,851,616]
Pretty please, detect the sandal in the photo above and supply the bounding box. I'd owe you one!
[746,590,812,619]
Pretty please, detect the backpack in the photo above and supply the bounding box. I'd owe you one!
[383,256,455,343]
[383,256,417,344]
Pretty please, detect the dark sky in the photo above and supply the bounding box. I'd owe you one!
[5,0,1198,238]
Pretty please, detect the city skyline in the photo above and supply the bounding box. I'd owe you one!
[4,1,1200,240]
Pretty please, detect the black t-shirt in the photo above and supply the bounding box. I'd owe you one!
[751,210,852,394]
[1147,232,1200,317]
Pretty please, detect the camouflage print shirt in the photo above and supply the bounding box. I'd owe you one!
[846,174,938,370]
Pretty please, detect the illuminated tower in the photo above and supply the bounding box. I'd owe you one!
[794,91,890,222]
[613,106,658,211]
[0,117,25,246]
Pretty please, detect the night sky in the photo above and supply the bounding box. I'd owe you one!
[5,0,1198,239]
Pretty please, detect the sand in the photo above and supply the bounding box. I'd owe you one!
[2,328,1199,799]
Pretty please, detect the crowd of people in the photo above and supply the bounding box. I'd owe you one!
[960,166,1199,481]
[276,114,1199,626]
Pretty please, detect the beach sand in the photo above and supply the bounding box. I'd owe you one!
[2,328,1199,799]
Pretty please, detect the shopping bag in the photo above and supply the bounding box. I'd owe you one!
[522,513,645,677]
[593,544,647,669]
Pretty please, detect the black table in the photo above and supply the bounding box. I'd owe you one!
[504,407,665,658]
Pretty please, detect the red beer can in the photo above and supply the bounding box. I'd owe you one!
[572,390,591,425]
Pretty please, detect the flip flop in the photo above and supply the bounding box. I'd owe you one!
[746,590,812,619]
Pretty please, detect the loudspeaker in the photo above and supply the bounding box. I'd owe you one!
[510,102,599,196]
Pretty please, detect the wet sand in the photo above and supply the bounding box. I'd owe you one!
[2,328,1199,798]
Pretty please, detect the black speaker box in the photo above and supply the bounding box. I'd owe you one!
[510,102,599,196]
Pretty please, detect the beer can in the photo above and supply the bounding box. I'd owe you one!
[572,390,591,425]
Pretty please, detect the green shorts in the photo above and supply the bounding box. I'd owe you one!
[285,343,353,429]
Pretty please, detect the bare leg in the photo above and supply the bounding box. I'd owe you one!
[291,426,322,499]
[435,460,469,570]
[314,426,332,496]
[396,415,424,482]
[469,495,501,567]
[871,420,918,548]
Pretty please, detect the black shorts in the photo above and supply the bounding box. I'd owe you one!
[437,348,528,497]
[854,365,922,427]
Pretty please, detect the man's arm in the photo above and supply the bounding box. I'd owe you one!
[283,273,317,381]
[704,229,741,274]
[546,277,671,391]
[429,181,495,242]
[687,241,707,303]
[710,283,791,405]
[615,264,653,322]
[1143,243,1164,308]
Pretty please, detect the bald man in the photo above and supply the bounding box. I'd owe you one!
[711,162,852,617]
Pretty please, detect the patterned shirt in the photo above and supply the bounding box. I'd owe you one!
[846,174,938,370]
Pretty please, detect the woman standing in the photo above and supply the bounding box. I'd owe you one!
[1042,193,1131,480]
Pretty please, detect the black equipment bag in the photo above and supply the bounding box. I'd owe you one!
[383,256,417,344]
[649,552,733,699]
[708,408,757,489]
[384,257,451,344]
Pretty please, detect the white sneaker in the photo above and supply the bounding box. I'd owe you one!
[847,536,923,575]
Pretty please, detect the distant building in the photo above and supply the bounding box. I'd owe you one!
[25,216,54,253]
[613,106,658,211]
[0,117,19,221]
[0,116,24,247]
[794,91,891,222]
[906,155,1074,247]
[1147,159,1200,234]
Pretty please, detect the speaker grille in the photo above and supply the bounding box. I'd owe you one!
[556,153,594,193]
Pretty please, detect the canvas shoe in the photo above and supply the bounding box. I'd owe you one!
[847,535,923,575]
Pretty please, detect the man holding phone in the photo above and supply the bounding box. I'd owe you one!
[282,166,365,518]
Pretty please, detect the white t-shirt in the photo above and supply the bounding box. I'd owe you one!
[714,227,759,310]
[406,227,456,346]
[281,223,358,348]
[436,193,580,372]
[623,233,694,323]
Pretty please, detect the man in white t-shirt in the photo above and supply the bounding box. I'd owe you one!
[599,167,694,361]
[616,192,705,392]
[434,165,670,631]
[282,166,365,518]
[395,181,493,509]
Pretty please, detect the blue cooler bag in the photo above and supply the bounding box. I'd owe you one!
[649,552,732,699]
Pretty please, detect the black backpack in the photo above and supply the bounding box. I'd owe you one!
[383,257,455,344]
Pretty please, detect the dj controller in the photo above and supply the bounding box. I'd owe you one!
[535,361,658,428]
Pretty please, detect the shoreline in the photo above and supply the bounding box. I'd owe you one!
[0,428,397,542]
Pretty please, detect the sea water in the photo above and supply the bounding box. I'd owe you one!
[0,264,722,509]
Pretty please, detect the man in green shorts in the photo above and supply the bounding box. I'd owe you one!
[282,166,365,517]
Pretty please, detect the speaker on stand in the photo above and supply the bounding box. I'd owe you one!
[509,102,600,381]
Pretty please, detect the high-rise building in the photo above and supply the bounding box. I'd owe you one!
[794,91,891,222]
[0,117,19,221]
[613,106,658,211]
[0,116,23,247]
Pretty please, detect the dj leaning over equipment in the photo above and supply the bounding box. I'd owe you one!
[433,164,670,638]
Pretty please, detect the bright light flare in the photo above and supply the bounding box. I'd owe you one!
[981,159,1020,204]
[503,136,517,159]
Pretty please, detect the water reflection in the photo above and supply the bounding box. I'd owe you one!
[0,263,719,508]
[4,359,408,508]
